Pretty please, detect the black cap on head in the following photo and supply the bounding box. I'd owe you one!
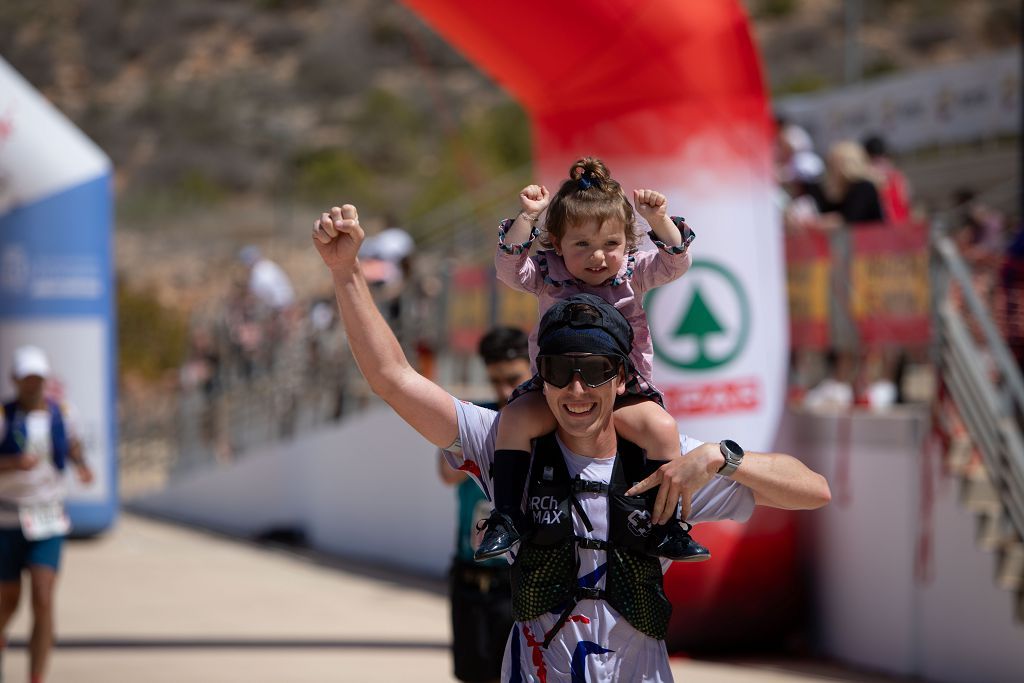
[537,294,633,370]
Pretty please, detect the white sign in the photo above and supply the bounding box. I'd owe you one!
[777,49,1020,154]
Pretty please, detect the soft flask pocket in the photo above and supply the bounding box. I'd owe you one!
[608,486,654,551]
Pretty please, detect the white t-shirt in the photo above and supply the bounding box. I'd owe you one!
[0,405,74,528]
[443,397,755,683]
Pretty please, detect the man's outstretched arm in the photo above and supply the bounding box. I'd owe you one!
[313,205,459,449]
[628,443,831,520]
[724,448,831,510]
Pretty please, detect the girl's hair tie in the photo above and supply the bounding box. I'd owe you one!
[577,173,599,190]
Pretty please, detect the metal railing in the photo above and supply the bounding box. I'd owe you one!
[931,226,1024,542]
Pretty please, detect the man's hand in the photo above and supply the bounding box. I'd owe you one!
[519,184,551,220]
[625,443,723,524]
[312,204,364,273]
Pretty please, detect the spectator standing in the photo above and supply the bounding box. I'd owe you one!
[359,225,415,332]
[804,142,887,410]
[774,118,826,232]
[813,141,884,227]
[775,119,824,187]
[863,135,912,225]
[237,246,299,390]
[239,245,295,312]
[954,189,1008,265]
[950,189,1009,349]
[1000,222,1024,370]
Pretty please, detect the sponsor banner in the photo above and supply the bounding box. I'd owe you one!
[0,175,112,317]
[778,49,1020,154]
[849,223,931,347]
[785,230,831,350]
[642,184,787,451]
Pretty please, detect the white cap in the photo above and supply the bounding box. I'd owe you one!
[359,228,414,262]
[781,123,814,153]
[12,345,51,380]
[792,151,824,181]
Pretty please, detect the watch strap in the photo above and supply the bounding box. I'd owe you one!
[717,439,744,477]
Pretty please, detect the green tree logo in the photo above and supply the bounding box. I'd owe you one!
[673,286,725,368]
[648,260,750,371]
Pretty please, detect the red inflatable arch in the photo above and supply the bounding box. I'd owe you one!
[402,0,773,176]
[403,0,800,651]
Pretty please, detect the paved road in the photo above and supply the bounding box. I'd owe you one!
[4,513,906,682]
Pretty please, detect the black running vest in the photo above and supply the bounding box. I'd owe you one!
[511,432,672,646]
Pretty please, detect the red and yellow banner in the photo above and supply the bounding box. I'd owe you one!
[786,230,831,350]
[849,222,930,347]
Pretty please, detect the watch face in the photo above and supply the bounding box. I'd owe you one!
[721,439,743,458]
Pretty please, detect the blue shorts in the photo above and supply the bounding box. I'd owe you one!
[0,528,63,581]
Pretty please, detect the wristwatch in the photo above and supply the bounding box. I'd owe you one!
[717,440,744,477]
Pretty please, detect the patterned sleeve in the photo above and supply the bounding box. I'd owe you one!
[630,217,695,293]
[495,218,544,294]
[441,396,500,502]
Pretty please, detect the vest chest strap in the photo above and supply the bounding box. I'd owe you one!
[571,477,609,494]
[575,536,608,551]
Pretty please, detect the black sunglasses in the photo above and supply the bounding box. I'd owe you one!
[537,354,622,388]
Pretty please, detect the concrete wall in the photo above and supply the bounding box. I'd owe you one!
[779,408,1024,683]
[131,406,456,576]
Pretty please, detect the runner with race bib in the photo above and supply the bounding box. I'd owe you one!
[0,346,93,683]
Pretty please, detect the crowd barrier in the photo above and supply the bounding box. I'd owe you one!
[786,221,932,353]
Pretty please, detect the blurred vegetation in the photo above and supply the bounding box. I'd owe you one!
[772,73,829,97]
[117,278,189,381]
[753,0,798,20]
[466,101,532,171]
[293,148,374,197]
[348,88,431,174]
[175,170,230,204]
[288,95,529,228]
[409,102,531,220]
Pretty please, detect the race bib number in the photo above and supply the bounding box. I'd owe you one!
[19,502,70,541]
